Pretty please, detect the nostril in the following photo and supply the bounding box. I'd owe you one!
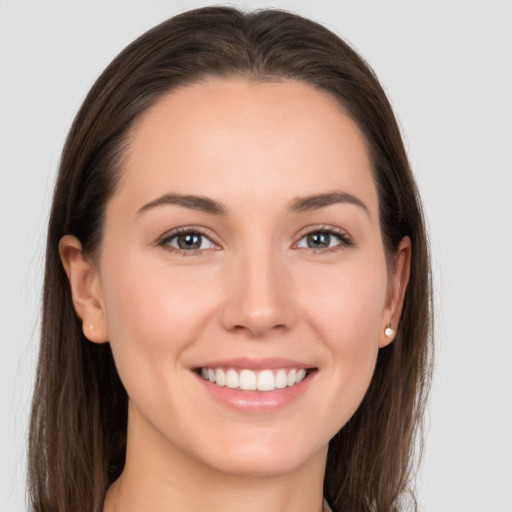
[220,277,297,336]
[229,322,289,337]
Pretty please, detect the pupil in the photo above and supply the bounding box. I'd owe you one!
[307,232,330,248]
[178,233,201,250]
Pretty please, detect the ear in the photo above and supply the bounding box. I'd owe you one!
[59,235,109,343]
[379,236,411,348]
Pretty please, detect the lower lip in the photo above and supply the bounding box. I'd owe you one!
[194,371,315,413]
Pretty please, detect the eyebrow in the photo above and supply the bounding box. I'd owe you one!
[137,193,227,216]
[136,190,369,217]
[289,192,369,215]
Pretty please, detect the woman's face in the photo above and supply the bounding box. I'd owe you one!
[75,78,407,477]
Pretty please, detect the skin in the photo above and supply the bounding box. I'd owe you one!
[60,78,410,512]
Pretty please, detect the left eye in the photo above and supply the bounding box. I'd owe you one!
[165,232,216,251]
[296,231,344,250]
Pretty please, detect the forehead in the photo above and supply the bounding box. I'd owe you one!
[114,77,378,218]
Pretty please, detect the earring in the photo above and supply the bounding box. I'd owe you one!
[384,324,394,337]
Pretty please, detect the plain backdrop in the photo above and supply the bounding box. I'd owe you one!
[1,1,511,511]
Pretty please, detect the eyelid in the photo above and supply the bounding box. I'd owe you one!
[156,226,221,253]
[293,225,354,251]
[155,224,353,255]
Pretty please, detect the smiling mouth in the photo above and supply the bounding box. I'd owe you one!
[196,367,315,392]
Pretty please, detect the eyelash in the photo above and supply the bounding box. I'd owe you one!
[157,227,217,257]
[157,225,353,256]
[294,225,354,254]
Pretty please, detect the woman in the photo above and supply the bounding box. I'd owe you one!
[28,6,433,512]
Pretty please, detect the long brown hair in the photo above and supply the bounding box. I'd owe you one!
[28,7,433,512]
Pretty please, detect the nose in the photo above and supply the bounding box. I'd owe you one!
[220,247,297,338]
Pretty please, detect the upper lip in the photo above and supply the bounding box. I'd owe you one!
[193,357,314,371]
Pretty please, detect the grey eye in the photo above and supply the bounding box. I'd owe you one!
[297,231,342,249]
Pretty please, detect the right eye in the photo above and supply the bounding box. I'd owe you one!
[160,229,218,253]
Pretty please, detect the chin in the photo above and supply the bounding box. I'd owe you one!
[186,425,329,478]
[204,447,321,478]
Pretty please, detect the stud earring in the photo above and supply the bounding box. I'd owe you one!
[384,324,394,337]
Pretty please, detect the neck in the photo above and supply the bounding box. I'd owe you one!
[104,408,327,512]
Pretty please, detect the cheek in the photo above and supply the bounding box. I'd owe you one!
[99,256,221,384]
[299,256,388,337]
[297,256,388,398]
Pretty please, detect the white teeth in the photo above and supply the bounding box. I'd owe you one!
[215,368,226,386]
[239,369,257,390]
[287,369,296,387]
[199,367,309,391]
[275,369,287,389]
[257,369,275,391]
[296,368,306,383]
[225,369,239,389]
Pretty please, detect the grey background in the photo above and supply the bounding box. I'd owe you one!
[1,1,511,511]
